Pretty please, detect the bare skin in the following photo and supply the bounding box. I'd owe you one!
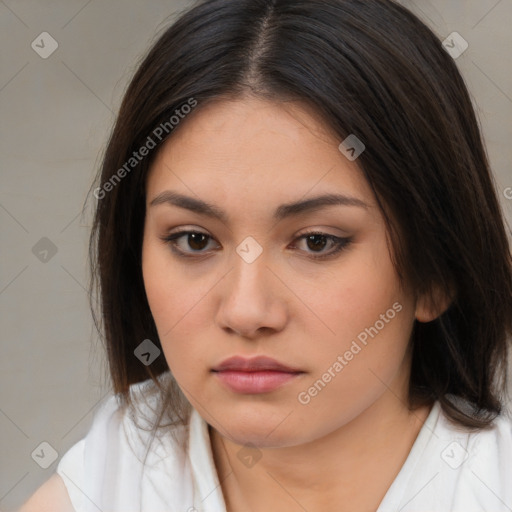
[210,369,431,512]
[17,474,74,512]
[142,96,447,512]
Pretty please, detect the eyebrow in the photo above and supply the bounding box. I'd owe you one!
[149,190,368,223]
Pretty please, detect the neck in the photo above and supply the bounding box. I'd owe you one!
[210,389,432,512]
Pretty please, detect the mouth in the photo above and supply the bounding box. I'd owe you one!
[211,356,305,394]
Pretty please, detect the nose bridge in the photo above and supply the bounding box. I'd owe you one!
[222,230,264,279]
[216,237,287,336]
[229,240,272,303]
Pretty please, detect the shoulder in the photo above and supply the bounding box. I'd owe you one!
[17,473,75,512]
[49,375,190,512]
[437,405,512,466]
[419,403,512,511]
[462,407,512,472]
[380,402,512,512]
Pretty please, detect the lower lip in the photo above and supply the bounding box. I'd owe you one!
[213,370,302,393]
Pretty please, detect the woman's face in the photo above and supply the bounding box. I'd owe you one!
[142,96,421,448]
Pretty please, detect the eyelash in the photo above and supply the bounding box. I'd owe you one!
[160,230,352,261]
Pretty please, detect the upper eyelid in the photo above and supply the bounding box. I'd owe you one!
[165,227,346,241]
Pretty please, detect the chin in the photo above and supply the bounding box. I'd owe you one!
[208,403,306,448]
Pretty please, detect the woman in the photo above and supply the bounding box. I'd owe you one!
[20,0,512,511]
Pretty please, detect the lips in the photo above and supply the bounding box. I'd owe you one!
[211,356,304,394]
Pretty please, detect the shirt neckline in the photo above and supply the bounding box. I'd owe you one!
[188,401,441,512]
[188,407,228,511]
[376,401,442,510]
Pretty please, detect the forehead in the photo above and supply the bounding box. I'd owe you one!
[146,97,373,210]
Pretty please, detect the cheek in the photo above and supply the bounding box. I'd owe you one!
[142,241,175,326]
[300,240,414,388]
[314,250,405,345]
[345,234,406,323]
[141,238,213,375]
[297,289,413,431]
[142,237,200,331]
[308,282,411,377]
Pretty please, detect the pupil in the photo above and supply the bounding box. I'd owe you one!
[307,234,326,252]
[189,233,207,250]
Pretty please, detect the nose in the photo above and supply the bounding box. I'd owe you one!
[215,249,288,339]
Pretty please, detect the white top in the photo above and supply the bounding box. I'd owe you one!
[57,378,512,512]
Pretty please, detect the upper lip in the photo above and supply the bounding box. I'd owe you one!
[212,356,303,373]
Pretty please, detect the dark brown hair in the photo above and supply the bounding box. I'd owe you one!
[87,0,512,432]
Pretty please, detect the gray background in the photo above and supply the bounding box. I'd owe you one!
[1,1,511,510]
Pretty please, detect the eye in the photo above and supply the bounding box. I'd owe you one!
[161,230,218,258]
[160,230,352,260]
[291,231,352,260]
